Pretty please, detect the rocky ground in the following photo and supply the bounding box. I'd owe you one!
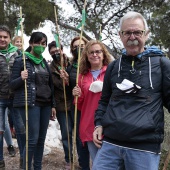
[3,108,170,170]
[3,120,84,170]
[4,147,81,170]
[3,143,170,170]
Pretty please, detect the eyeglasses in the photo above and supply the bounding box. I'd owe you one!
[121,30,145,38]
[88,50,103,55]
[72,44,85,50]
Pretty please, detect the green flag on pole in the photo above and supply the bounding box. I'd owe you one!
[99,34,102,41]
[54,33,60,48]
[15,18,22,36]
[77,9,86,29]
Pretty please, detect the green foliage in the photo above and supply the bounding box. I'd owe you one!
[151,2,170,49]
[0,0,54,36]
[0,0,169,57]
[133,0,170,55]
[56,0,170,57]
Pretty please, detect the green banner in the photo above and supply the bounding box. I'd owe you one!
[77,9,86,29]
[54,33,60,48]
[99,34,102,41]
[15,18,22,35]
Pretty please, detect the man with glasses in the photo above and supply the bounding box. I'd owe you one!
[93,11,170,170]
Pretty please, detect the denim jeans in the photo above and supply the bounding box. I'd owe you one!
[87,141,98,162]
[4,108,13,146]
[13,108,26,159]
[57,110,72,163]
[18,106,51,170]
[0,99,14,161]
[8,107,14,129]
[92,141,160,170]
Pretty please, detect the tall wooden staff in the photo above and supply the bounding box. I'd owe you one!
[72,0,87,169]
[19,6,28,170]
[99,24,102,41]
[54,5,72,168]
[38,22,42,29]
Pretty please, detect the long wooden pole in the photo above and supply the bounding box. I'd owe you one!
[54,5,72,169]
[99,24,102,41]
[72,1,87,169]
[38,22,42,29]
[19,6,28,170]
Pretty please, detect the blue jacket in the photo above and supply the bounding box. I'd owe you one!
[10,55,55,108]
[95,46,170,153]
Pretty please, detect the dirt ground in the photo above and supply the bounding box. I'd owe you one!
[3,147,81,170]
[4,146,170,170]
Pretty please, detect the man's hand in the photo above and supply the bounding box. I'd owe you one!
[93,126,103,148]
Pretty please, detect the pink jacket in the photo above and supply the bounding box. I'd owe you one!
[76,66,107,143]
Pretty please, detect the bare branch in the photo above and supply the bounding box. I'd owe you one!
[58,20,92,40]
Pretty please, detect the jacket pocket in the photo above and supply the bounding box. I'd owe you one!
[101,97,156,141]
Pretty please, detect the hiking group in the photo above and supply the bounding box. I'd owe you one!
[0,11,169,170]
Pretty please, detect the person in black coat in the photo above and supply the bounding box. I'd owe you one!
[61,36,91,170]
[93,11,170,170]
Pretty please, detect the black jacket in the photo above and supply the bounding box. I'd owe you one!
[10,55,55,108]
[67,62,77,91]
[95,49,170,153]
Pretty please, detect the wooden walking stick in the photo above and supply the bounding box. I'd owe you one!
[19,6,29,170]
[38,22,41,29]
[99,24,102,41]
[54,5,72,169]
[72,0,87,169]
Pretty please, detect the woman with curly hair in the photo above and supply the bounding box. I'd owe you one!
[72,40,113,163]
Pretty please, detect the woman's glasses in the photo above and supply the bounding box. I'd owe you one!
[88,50,103,55]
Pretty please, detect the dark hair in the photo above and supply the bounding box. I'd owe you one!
[0,25,11,38]
[70,36,88,54]
[26,32,47,52]
[70,36,88,63]
[48,41,63,52]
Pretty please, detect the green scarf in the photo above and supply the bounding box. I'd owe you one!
[25,52,45,68]
[0,43,18,54]
[72,62,78,68]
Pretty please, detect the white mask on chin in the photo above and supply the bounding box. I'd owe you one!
[89,80,103,93]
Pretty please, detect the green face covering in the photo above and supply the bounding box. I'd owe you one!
[33,46,45,55]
